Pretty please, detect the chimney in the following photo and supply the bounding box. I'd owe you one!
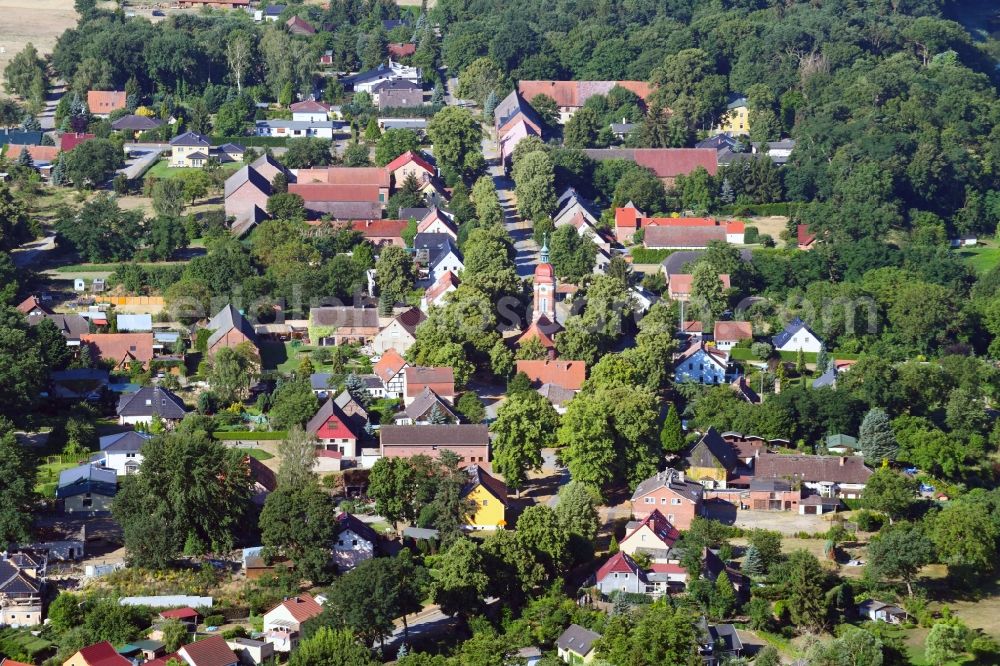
[839,457,846,466]
[677,470,685,482]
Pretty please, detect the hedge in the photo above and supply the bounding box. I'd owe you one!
[209,135,288,147]
[213,431,288,440]
[630,248,674,264]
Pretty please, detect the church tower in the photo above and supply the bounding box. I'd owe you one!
[532,236,556,323]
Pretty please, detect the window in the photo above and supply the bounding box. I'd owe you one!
[671,498,681,505]
[641,534,647,542]
[667,514,674,522]
[660,498,667,504]
[644,497,654,504]
[482,499,489,506]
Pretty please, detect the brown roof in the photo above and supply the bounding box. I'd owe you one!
[290,100,330,113]
[681,321,703,333]
[405,366,455,397]
[350,219,408,239]
[76,642,132,666]
[81,333,154,366]
[294,167,390,188]
[669,273,731,295]
[266,593,324,624]
[713,321,752,342]
[160,607,199,620]
[178,636,239,666]
[388,42,416,58]
[514,360,586,391]
[394,307,426,335]
[87,91,127,113]
[285,15,316,34]
[310,306,379,329]
[381,424,489,447]
[289,183,383,203]
[676,342,729,367]
[754,452,873,485]
[5,144,59,163]
[633,148,717,177]
[16,295,49,315]
[517,80,653,108]
[374,348,407,383]
[645,225,727,248]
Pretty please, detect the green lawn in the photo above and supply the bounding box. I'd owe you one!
[248,448,274,460]
[957,241,1000,274]
[144,159,241,180]
[36,458,83,497]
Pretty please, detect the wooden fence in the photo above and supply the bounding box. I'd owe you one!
[96,296,165,306]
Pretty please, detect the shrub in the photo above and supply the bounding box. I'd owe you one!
[743,225,759,244]
[203,614,225,627]
[751,342,773,360]
[221,627,248,639]
[854,510,884,532]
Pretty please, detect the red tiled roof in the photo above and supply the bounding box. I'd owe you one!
[3,660,36,666]
[614,206,641,229]
[623,509,679,549]
[5,144,59,163]
[648,562,687,574]
[596,551,643,582]
[644,225,726,248]
[289,183,382,203]
[350,219,408,239]
[286,15,316,34]
[726,220,745,233]
[386,150,435,175]
[143,653,180,666]
[81,333,154,366]
[76,641,132,666]
[681,321,703,333]
[517,316,561,349]
[388,42,416,58]
[633,148,718,178]
[713,321,752,342]
[517,80,653,108]
[87,91,127,113]
[514,360,586,391]
[160,606,199,620]
[797,224,816,247]
[295,167,390,188]
[60,132,95,152]
[16,295,49,315]
[668,273,731,295]
[267,593,324,624]
[404,366,455,397]
[290,100,330,113]
[178,635,239,666]
[646,217,716,228]
[374,348,407,383]
[424,270,460,304]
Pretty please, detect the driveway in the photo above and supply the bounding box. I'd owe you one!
[12,234,56,268]
[481,134,539,278]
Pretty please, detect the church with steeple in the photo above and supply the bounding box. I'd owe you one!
[517,236,563,355]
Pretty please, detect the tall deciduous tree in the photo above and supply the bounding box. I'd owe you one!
[866,523,934,596]
[0,421,36,544]
[427,106,484,183]
[428,537,489,621]
[287,627,378,666]
[375,245,414,306]
[554,481,599,541]
[260,481,336,582]
[861,467,917,524]
[490,391,559,493]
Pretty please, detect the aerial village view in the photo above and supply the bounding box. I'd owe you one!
[1,0,1000,664]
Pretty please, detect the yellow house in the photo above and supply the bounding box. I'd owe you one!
[462,465,508,530]
[168,130,212,167]
[716,94,749,135]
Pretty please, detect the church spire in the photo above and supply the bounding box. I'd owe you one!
[540,233,549,264]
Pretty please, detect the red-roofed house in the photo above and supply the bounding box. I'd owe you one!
[374,348,409,398]
[159,607,200,625]
[286,15,316,35]
[87,91,127,117]
[386,150,435,184]
[16,295,50,316]
[514,359,586,391]
[177,635,239,666]
[263,594,324,652]
[420,270,460,312]
[713,321,753,350]
[620,509,680,562]
[668,274,731,302]
[64,641,132,666]
[349,219,408,246]
[306,398,359,459]
[594,551,646,595]
[60,133,95,152]
[584,148,717,187]
[797,224,816,250]
[404,366,455,405]
[517,80,653,123]
[81,333,155,370]
[416,208,457,238]
[288,183,384,220]
[388,42,417,59]
[5,144,60,165]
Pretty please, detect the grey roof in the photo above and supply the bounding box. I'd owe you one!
[310,373,335,391]
[28,312,90,339]
[255,119,340,131]
[0,560,41,595]
[695,134,738,151]
[186,151,210,160]
[748,478,793,492]
[403,387,456,422]
[305,398,358,437]
[494,89,544,132]
[225,165,272,199]
[772,317,821,349]
[116,314,152,332]
[116,386,187,419]
[402,526,439,540]
[537,383,576,407]
[400,207,430,221]
[826,433,857,448]
[207,304,260,350]
[112,114,164,131]
[610,122,637,134]
[310,306,379,328]
[380,118,427,130]
[169,131,211,147]
[755,452,873,485]
[413,233,463,269]
[380,424,489,447]
[57,464,117,498]
[685,427,737,472]
[556,624,601,656]
[660,250,704,276]
[381,18,408,29]
[372,79,422,92]
[811,365,837,389]
[99,430,152,453]
[334,389,369,416]
[218,142,245,153]
[726,93,748,110]
[630,468,703,503]
[264,4,285,14]
[154,331,180,344]
[709,624,744,653]
[344,62,415,86]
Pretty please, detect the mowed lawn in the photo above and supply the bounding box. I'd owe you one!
[144,159,241,180]
[957,239,1000,273]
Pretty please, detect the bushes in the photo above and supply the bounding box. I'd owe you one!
[854,510,884,532]
[203,614,225,627]
[630,248,673,264]
[744,225,759,244]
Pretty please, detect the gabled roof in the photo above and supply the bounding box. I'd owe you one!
[225,165,272,200]
[117,386,187,419]
[305,398,358,439]
[713,320,752,342]
[178,635,239,666]
[374,348,408,383]
[169,131,211,147]
[517,80,653,108]
[0,559,41,595]
[266,593,324,624]
[622,508,679,549]
[310,306,379,329]
[87,91,127,113]
[60,132,94,152]
[290,100,330,114]
[99,430,152,453]
[403,387,456,422]
[285,15,316,34]
[350,218,408,239]
[186,151,210,160]
[514,360,586,391]
[16,295,50,315]
[631,468,703,503]
[207,304,260,350]
[463,464,508,505]
[404,366,455,396]
[555,624,601,657]
[731,376,760,404]
[75,641,132,666]
[754,452,873,485]
[336,512,379,544]
[387,42,417,58]
[295,166,390,188]
[676,342,729,369]
[582,148,718,177]
[494,89,544,134]
[685,427,737,472]
[596,551,644,582]
[112,114,164,131]
[517,315,561,349]
[160,606,200,620]
[386,150,435,175]
[424,270,460,305]
[645,225,727,248]
[289,183,382,203]
[5,144,59,163]
[772,317,821,349]
[797,224,816,247]
[390,307,426,336]
[250,153,287,183]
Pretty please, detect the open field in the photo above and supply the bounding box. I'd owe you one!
[0,0,77,80]
[956,239,1000,274]
[144,159,242,181]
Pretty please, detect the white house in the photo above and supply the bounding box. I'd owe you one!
[420,271,459,312]
[289,100,330,123]
[594,552,646,595]
[332,512,378,571]
[262,594,325,652]
[674,342,732,385]
[116,386,187,426]
[858,600,908,625]
[772,317,823,353]
[372,307,425,356]
[93,431,151,476]
[725,221,745,244]
[416,209,458,239]
[255,120,339,139]
[343,60,422,94]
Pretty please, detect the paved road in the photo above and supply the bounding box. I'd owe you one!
[120,146,166,180]
[481,134,539,278]
[384,604,455,655]
[39,86,66,131]
[542,448,570,508]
